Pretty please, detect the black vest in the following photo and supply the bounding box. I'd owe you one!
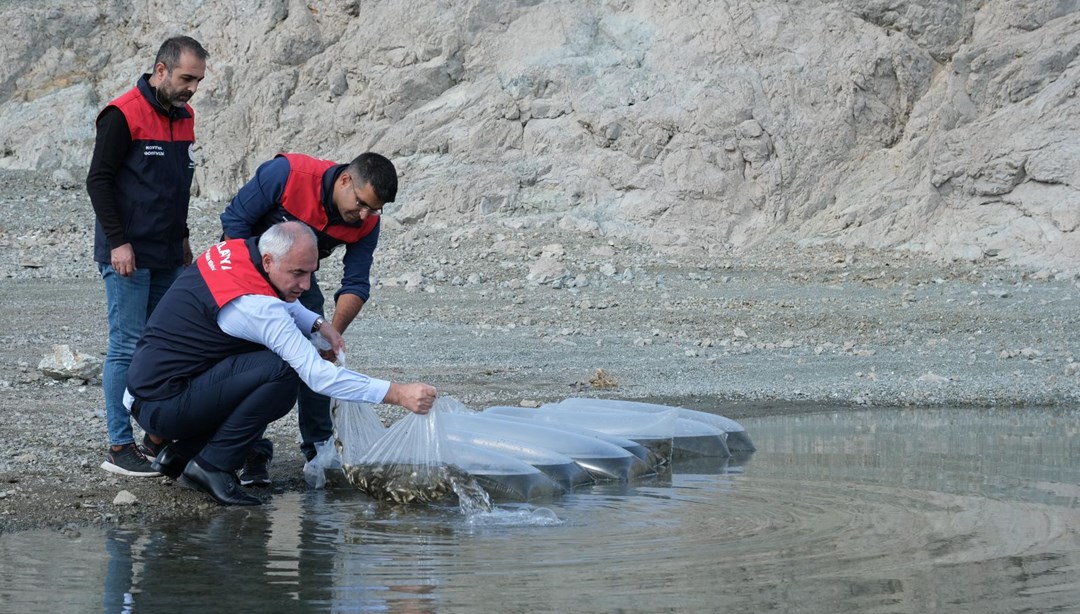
[93,75,195,268]
[127,239,277,400]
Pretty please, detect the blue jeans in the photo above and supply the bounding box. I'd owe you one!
[98,263,182,447]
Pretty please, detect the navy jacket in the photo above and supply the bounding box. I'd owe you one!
[219,154,380,302]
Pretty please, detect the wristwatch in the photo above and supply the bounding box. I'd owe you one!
[311,317,325,334]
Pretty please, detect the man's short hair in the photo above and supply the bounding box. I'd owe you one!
[154,36,209,71]
[348,153,398,203]
[259,221,317,261]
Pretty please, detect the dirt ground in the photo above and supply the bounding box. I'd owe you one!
[1,169,1078,534]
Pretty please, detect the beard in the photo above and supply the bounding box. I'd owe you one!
[156,81,191,108]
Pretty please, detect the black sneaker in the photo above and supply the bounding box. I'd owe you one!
[239,454,271,487]
[141,433,164,459]
[100,443,161,477]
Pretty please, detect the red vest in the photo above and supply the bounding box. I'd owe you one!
[197,239,278,307]
[110,86,195,142]
[278,153,378,243]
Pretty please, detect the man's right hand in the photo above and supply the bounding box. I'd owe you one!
[317,324,345,360]
[111,243,136,276]
[384,382,437,414]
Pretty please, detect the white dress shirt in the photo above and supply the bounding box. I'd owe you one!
[217,294,391,404]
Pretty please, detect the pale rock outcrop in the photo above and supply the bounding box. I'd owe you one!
[0,0,1076,272]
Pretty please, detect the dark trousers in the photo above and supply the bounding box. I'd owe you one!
[134,350,299,471]
[250,275,333,462]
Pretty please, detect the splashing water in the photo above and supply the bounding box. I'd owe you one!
[450,476,563,526]
[464,505,562,527]
[451,476,493,514]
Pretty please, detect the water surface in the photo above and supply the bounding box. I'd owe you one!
[2,406,1078,613]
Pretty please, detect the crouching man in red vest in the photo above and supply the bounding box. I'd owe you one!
[126,221,436,506]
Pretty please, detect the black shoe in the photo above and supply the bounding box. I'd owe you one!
[151,444,189,480]
[178,459,261,506]
[100,443,160,477]
[239,454,271,487]
[141,433,165,459]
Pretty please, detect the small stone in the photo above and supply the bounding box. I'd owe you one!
[917,372,950,384]
[113,490,137,505]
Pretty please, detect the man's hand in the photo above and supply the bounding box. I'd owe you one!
[384,382,437,414]
[110,243,136,276]
[182,237,193,266]
[316,324,345,361]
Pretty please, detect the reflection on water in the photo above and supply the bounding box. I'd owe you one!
[1,407,1079,613]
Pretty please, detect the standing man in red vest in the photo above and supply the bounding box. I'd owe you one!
[220,151,394,485]
[87,36,208,478]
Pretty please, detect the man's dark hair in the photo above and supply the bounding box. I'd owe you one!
[348,153,398,203]
[154,36,209,71]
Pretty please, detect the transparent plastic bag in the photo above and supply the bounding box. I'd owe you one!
[342,397,465,504]
[304,397,387,489]
[333,398,389,466]
[302,438,341,489]
[434,396,474,415]
[555,397,755,452]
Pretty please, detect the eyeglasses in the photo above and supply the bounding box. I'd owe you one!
[353,190,382,217]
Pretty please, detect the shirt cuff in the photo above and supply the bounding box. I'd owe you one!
[285,301,321,335]
[304,314,321,336]
[367,378,392,404]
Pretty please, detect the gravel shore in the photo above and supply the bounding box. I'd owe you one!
[1,169,1078,533]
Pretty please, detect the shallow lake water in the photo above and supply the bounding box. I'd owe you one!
[2,406,1079,613]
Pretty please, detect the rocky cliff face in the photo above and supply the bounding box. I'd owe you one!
[1,0,1077,272]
